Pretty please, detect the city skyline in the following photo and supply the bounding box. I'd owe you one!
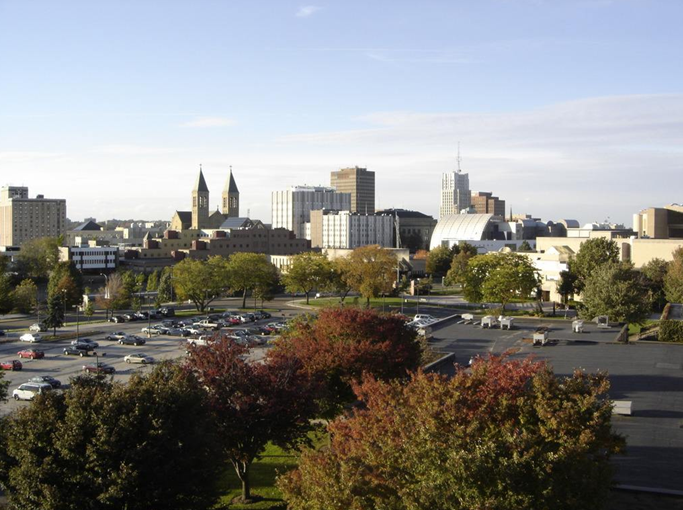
[1,1,682,224]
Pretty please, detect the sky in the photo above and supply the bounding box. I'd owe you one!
[1,0,682,226]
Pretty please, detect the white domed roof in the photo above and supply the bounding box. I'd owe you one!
[429,214,495,249]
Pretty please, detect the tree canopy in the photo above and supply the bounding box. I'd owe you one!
[272,307,423,418]
[226,252,279,309]
[14,237,61,280]
[425,245,452,277]
[282,252,333,304]
[580,262,650,325]
[12,279,38,314]
[571,238,620,292]
[279,355,624,510]
[172,256,230,312]
[664,247,683,304]
[185,338,318,502]
[342,245,397,307]
[0,363,221,510]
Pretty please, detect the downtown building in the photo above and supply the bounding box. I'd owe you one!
[272,186,351,239]
[0,186,66,249]
[471,191,506,217]
[330,166,375,213]
[439,168,470,218]
[308,209,394,249]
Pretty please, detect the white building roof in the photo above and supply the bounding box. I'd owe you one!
[429,214,496,249]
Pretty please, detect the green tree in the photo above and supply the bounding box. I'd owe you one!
[146,269,160,292]
[47,262,83,308]
[557,269,578,305]
[43,293,65,335]
[84,300,95,322]
[279,356,624,510]
[664,247,683,304]
[12,279,38,314]
[227,252,279,309]
[343,245,397,307]
[14,237,62,279]
[0,371,8,402]
[0,274,13,314]
[0,363,221,510]
[461,252,539,310]
[173,256,229,312]
[157,267,174,305]
[518,240,533,251]
[425,245,452,277]
[572,238,620,292]
[580,263,650,325]
[329,256,353,303]
[444,250,475,287]
[640,258,669,311]
[282,252,333,304]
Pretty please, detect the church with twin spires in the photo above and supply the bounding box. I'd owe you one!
[170,166,240,231]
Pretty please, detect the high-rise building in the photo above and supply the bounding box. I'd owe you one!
[272,186,351,239]
[330,166,375,213]
[439,159,470,218]
[471,191,505,217]
[0,186,67,248]
[309,210,394,249]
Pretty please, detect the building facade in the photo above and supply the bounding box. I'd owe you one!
[309,210,394,249]
[376,209,437,252]
[271,186,351,239]
[471,191,506,217]
[330,166,375,213]
[59,244,119,274]
[440,170,470,219]
[633,205,683,239]
[0,186,67,248]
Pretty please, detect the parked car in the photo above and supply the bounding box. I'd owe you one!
[123,313,138,321]
[160,307,175,317]
[0,360,22,371]
[253,311,271,320]
[413,314,437,323]
[165,327,183,336]
[17,348,45,359]
[147,309,163,319]
[29,322,47,333]
[13,382,52,400]
[0,329,6,336]
[109,315,126,323]
[71,338,99,349]
[124,353,155,364]
[105,331,127,341]
[141,326,162,335]
[134,311,148,319]
[83,363,115,375]
[29,375,62,388]
[119,335,146,346]
[20,333,42,343]
[239,314,255,323]
[63,346,90,357]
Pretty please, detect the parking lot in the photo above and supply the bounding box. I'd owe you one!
[0,312,286,416]
[430,315,683,493]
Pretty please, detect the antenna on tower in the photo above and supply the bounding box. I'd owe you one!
[247,208,251,218]
[457,142,462,172]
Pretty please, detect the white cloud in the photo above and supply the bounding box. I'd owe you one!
[296,5,322,17]
[179,117,237,128]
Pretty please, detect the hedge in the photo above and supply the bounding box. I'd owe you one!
[659,320,683,343]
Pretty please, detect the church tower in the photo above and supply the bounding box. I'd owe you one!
[222,166,240,218]
[192,165,210,229]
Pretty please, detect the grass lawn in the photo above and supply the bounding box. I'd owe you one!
[628,319,658,336]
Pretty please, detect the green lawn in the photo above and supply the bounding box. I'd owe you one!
[628,320,658,336]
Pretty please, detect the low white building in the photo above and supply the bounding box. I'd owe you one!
[59,245,119,273]
[309,210,395,249]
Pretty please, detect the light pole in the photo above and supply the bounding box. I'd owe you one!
[147,293,151,338]
[415,279,420,315]
[100,273,109,321]
[76,305,80,340]
[61,289,67,328]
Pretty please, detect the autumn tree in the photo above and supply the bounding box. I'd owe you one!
[96,272,127,320]
[185,339,318,503]
[664,247,683,304]
[282,252,333,304]
[272,307,422,417]
[172,256,230,312]
[580,262,650,325]
[342,245,397,307]
[0,363,221,510]
[279,355,624,510]
[571,237,620,292]
[12,279,38,314]
[227,252,279,309]
[328,256,353,303]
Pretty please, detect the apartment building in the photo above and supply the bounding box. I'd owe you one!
[309,210,394,249]
[272,186,351,239]
[0,186,66,248]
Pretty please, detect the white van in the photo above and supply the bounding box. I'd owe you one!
[13,383,52,401]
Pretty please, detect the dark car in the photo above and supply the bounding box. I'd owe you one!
[123,314,138,321]
[0,329,5,337]
[0,360,22,371]
[119,336,146,346]
[63,346,90,357]
[71,338,99,349]
[29,375,62,388]
[18,348,45,359]
[83,363,115,375]
[160,307,175,317]
[109,316,126,323]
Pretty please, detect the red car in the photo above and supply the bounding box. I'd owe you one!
[0,360,23,371]
[83,363,115,375]
[18,349,45,360]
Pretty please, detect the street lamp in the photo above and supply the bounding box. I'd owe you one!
[75,304,80,340]
[415,279,420,315]
[61,289,67,328]
[100,273,110,321]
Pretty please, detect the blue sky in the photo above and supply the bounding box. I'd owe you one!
[1,0,682,224]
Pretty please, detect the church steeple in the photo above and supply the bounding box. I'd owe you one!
[222,165,240,218]
[192,165,210,229]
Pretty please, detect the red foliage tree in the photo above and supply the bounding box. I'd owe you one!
[279,355,625,510]
[271,307,422,417]
[184,338,318,503]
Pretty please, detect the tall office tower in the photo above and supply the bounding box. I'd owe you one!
[439,151,471,218]
[222,167,240,218]
[471,191,506,217]
[191,166,210,230]
[330,166,375,213]
[271,186,351,239]
[0,186,67,248]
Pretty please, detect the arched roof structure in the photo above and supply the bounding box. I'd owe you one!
[429,214,496,249]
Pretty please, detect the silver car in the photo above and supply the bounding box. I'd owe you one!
[124,353,155,364]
